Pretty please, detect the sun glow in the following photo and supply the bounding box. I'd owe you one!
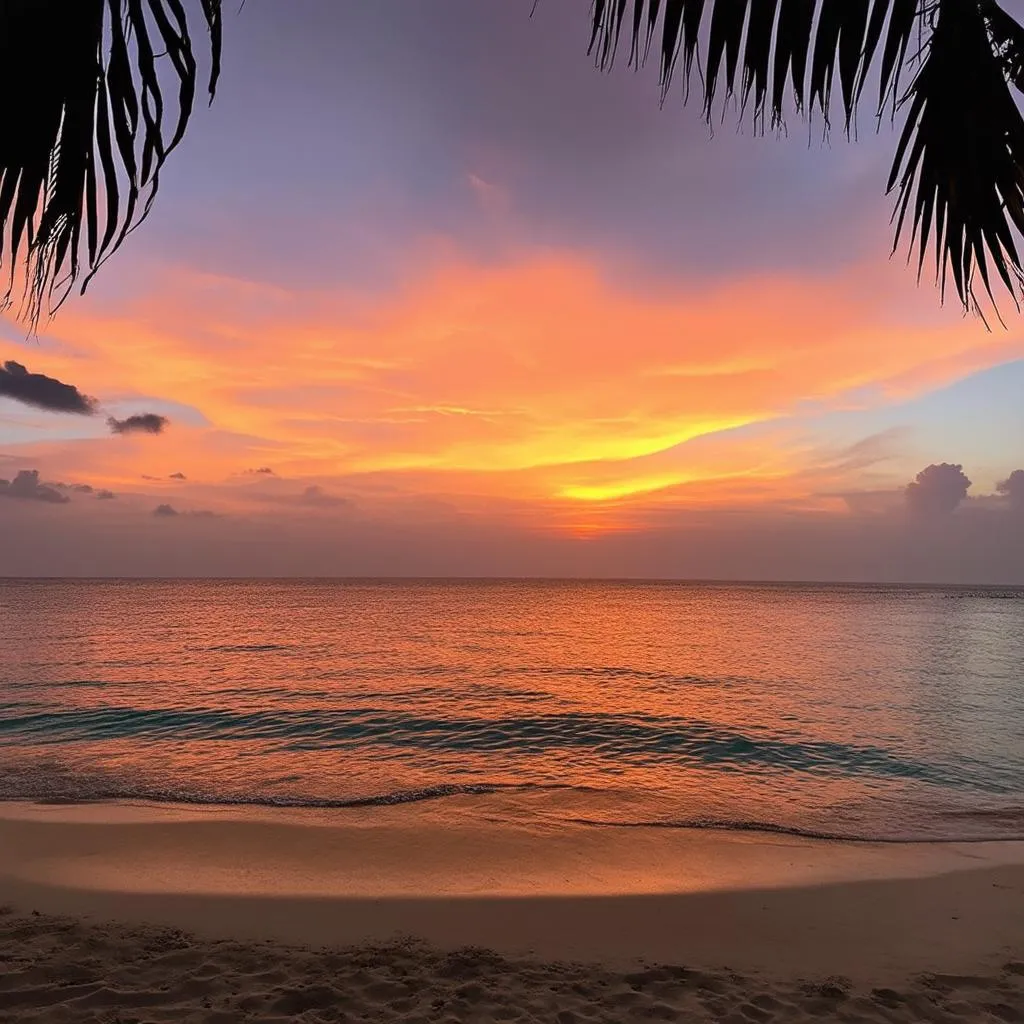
[560,474,695,503]
[8,247,1018,534]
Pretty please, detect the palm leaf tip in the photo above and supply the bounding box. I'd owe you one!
[588,1,922,131]
[590,0,1024,319]
[0,0,223,330]
[889,0,1024,317]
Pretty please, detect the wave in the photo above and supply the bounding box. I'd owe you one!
[2,782,1022,843]
[564,814,1024,844]
[0,705,991,789]
[201,643,294,653]
[0,779,581,810]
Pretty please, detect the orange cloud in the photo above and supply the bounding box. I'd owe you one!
[8,246,1021,531]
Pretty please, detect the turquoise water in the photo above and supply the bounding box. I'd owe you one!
[1,579,1022,840]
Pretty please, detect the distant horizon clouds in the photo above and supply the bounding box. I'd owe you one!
[0,469,69,505]
[998,469,1024,512]
[905,464,973,518]
[108,414,170,436]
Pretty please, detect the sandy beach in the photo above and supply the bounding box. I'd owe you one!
[1,801,1023,1022]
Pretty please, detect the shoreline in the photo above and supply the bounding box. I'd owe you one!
[2,800,1023,981]
[6,796,1024,847]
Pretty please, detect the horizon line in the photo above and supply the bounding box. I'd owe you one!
[1,575,1022,589]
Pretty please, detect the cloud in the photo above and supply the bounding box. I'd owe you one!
[905,463,972,517]
[0,360,97,415]
[51,249,1022,496]
[0,470,70,504]
[153,502,219,519]
[997,469,1024,512]
[245,467,276,476]
[249,483,352,510]
[840,489,904,516]
[52,481,117,500]
[108,413,169,435]
[299,485,350,509]
[169,472,187,480]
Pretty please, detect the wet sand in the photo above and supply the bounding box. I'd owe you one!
[1,801,1022,1022]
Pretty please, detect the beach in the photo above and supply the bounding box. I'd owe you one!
[2,801,1023,1022]
[3,580,1023,1020]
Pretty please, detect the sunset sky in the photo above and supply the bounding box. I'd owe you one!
[1,0,1023,581]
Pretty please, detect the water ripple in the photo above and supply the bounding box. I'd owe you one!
[0,705,984,788]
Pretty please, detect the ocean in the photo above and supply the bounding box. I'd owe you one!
[1,578,1022,842]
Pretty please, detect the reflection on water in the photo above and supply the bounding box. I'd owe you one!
[1,579,1022,840]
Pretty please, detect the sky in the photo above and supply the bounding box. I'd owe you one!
[1,0,1023,581]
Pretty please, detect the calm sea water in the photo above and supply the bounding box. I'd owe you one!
[1,579,1022,841]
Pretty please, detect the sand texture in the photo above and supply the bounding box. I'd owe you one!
[3,906,1023,1024]
[1,804,1023,1022]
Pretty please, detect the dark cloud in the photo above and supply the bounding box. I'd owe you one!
[997,470,1024,512]
[246,467,276,476]
[153,503,219,519]
[108,413,169,435]
[52,481,118,500]
[0,470,70,504]
[169,472,187,480]
[0,360,97,415]
[905,463,972,517]
[299,485,350,509]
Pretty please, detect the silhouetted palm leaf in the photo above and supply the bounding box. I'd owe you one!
[590,0,1024,318]
[0,0,221,328]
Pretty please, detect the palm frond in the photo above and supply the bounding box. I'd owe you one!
[589,0,1024,317]
[0,0,222,329]
[985,1,1024,94]
[590,0,923,129]
[890,0,1024,318]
